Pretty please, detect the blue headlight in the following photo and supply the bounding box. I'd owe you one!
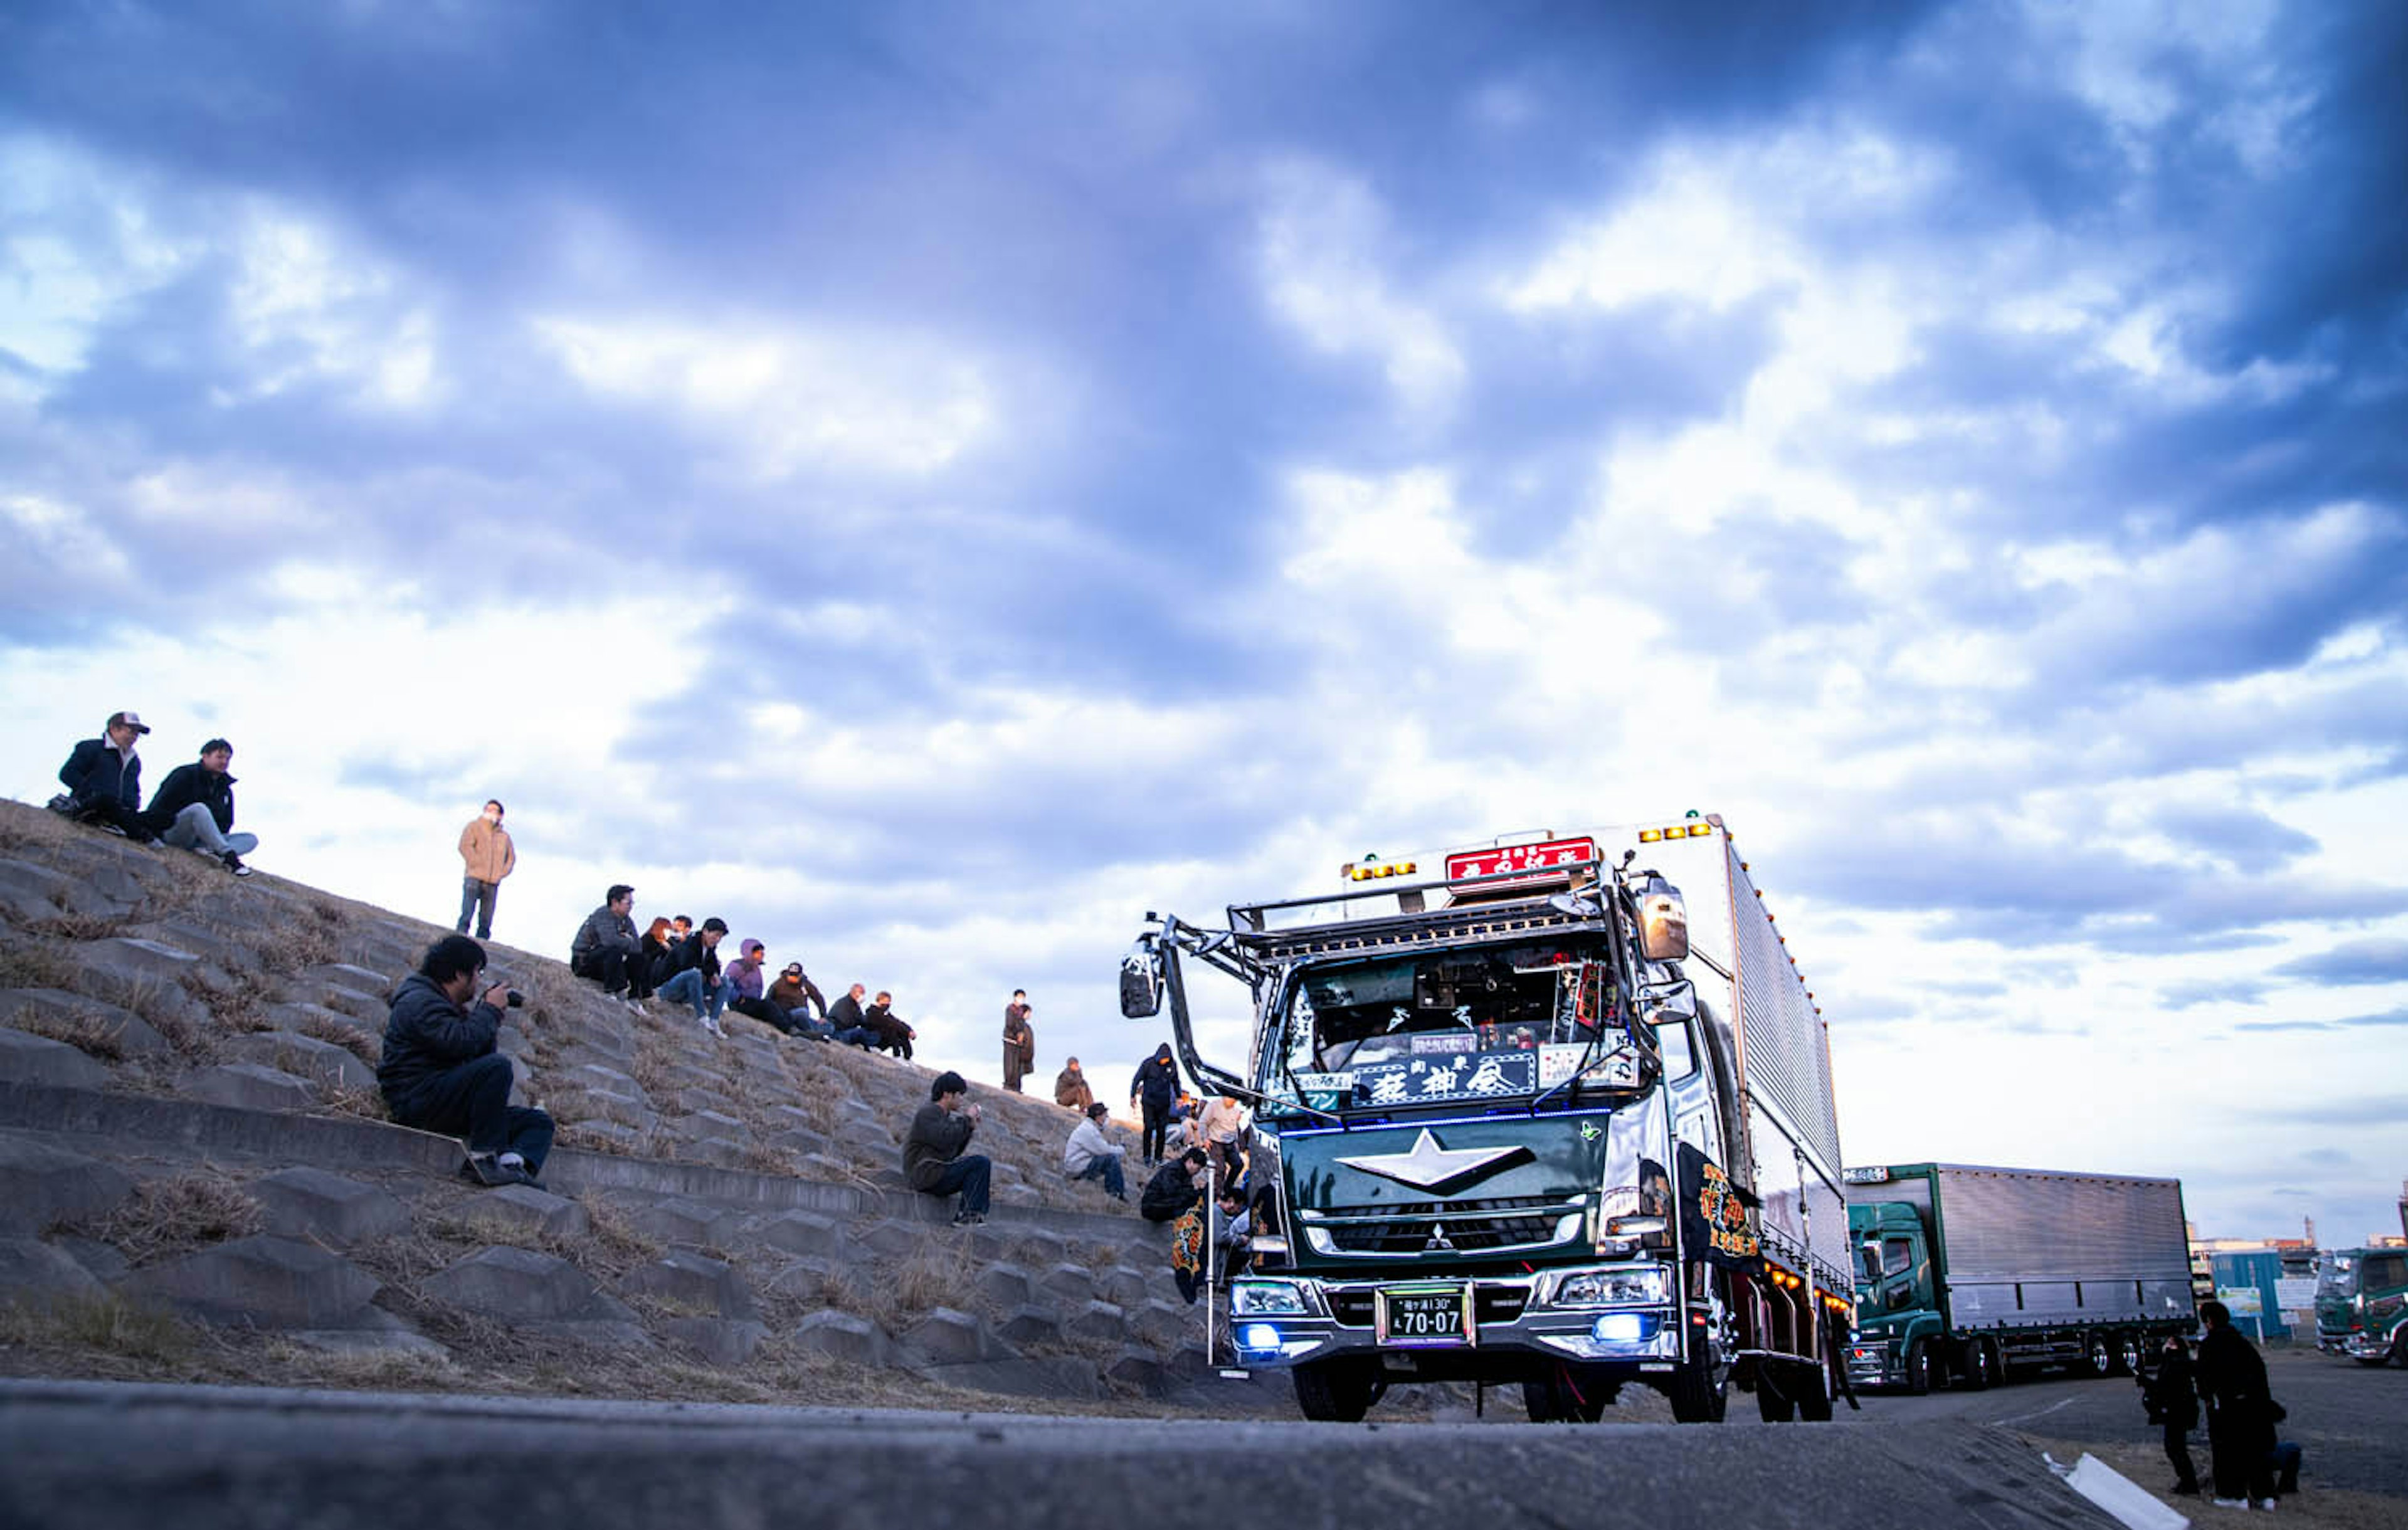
[1592,1313,1647,1343]
[1240,1323,1283,1352]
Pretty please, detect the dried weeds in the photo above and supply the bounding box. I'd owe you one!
[81,1172,265,1268]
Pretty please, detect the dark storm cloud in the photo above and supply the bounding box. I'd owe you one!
[2270,939,2408,988]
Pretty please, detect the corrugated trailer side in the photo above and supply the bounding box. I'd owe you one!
[1930,1164,2194,1329]
[1602,820,1850,1295]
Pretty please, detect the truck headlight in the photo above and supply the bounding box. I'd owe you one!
[1549,1266,1671,1308]
[1232,1281,1310,1316]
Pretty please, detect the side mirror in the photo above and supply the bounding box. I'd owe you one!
[1119,939,1163,1019]
[1637,978,1696,1028]
[1637,875,1689,963]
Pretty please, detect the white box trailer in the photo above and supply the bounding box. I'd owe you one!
[1592,818,1851,1299]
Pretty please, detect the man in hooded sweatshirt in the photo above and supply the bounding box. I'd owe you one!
[378,935,552,1188]
[1131,1043,1181,1166]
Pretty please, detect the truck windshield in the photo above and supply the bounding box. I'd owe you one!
[2321,1257,2360,1300]
[1292,939,1617,1072]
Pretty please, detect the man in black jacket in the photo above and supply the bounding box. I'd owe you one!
[903,1071,990,1226]
[2139,1333,2201,1496]
[378,935,552,1188]
[2197,1299,2278,1508]
[862,991,916,1058]
[1131,1044,1180,1166]
[51,711,156,842]
[569,884,641,1003]
[143,738,258,876]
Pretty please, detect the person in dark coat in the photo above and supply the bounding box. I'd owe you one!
[656,915,730,1035]
[768,961,831,1038]
[826,983,877,1048]
[2196,1299,2279,1507]
[2138,1333,2201,1496]
[1130,1044,1180,1166]
[1001,990,1035,1092]
[377,935,552,1188]
[630,918,675,1001]
[902,1071,990,1226]
[569,884,641,1001]
[862,991,916,1058]
[51,711,157,842]
[142,738,258,875]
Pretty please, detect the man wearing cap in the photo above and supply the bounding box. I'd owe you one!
[768,961,832,1038]
[455,800,515,941]
[142,738,259,877]
[51,711,157,842]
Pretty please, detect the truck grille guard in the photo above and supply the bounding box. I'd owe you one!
[1296,1195,1586,1258]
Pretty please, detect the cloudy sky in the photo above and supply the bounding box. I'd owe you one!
[4,1,2403,1249]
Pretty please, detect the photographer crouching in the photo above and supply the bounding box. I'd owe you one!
[378,934,554,1188]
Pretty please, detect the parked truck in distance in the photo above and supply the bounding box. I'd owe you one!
[2316,1247,2408,1366]
[1845,1163,2194,1393]
[1120,815,1855,1425]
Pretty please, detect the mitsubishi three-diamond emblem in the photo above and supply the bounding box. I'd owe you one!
[1336,1128,1529,1194]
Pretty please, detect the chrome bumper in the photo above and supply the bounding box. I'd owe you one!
[1225,1269,1682,1371]
[2320,1329,2392,1359]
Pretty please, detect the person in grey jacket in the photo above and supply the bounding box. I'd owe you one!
[903,1071,990,1226]
[1062,1101,1127,1201]
[377,935,552,1187]
[569,884,640,1002]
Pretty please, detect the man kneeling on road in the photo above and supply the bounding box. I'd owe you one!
[378,935,553,1188]
[904,1070,990,1227]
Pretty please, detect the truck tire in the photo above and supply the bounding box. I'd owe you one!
[2115,1333,2143,1375]
[2086,1336,2114,1378]
[1294,1358,1376,1422]
[1799,1369,1834,1423]
[1958,1337,1992,1391]
[1903,1337,1932,1396]
[1523,1368,1610,1423]
[1667,1360,1727,1423]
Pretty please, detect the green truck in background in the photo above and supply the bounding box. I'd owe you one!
[1844,1163,2195,1393]
[2316,1247,2408,1366]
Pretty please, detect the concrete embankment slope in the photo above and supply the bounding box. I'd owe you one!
[0,1377,2116,1530]
[0,796,1217,1408]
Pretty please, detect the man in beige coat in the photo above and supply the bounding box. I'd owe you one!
[455,799,516,941]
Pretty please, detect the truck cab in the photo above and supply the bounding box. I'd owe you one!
[2318,1248,2408,1365]
[1847,1201,1940,1393]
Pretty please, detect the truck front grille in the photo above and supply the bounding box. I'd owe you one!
[1309,1195,1581,1256]
[1324,1284,1533,1328]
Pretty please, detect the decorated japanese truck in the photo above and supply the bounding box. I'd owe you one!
[1842,1164,2195,1392]
[1119,815,1856,1423]
[2317,1247,2408,1366]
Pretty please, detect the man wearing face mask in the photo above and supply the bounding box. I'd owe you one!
[456,799,516,941]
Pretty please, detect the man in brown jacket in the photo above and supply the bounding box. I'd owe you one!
[455,800,516,941]
[1002,989,1035,1092]
[1054,1057,1094,1111]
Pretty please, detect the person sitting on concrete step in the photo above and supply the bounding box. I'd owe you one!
[769,961,832,1038]
[657,915,731,1037]
[1062,1100,1128,1201]
[904,1070,990,1227]
[377,934,553,1188]
[1054,1056,1094,1112]
[50,710,157,843]
[142,737,258,877]
[723,938,786,1029]
[826,983,877,1047]
[860,990,916,1058]
[630,917,675,1001]
[569,883,642,1005]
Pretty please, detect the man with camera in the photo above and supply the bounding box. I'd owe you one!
[378,934,554,1188]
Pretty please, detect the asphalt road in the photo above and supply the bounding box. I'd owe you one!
[1833,1346,2408,1501]
[0,1376,2120,1530]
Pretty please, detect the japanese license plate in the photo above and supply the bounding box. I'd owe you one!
[1376,1284,1474,1348]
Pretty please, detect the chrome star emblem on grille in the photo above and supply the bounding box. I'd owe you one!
[1336,1129,1529,1193]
